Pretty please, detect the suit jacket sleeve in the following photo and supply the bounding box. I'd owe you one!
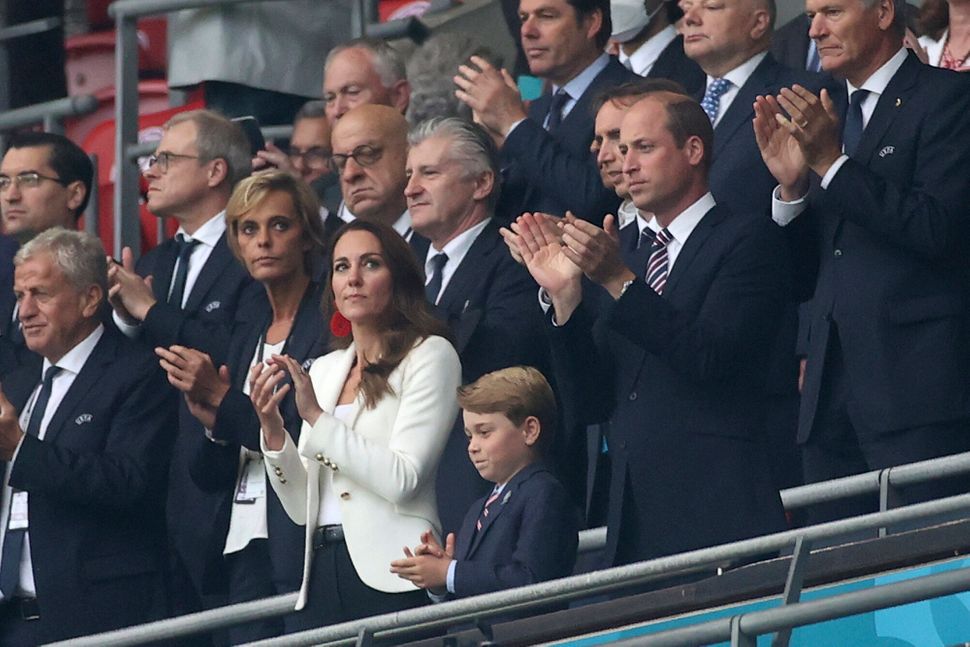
[9,355,175,512]
[141,300,234,364]
[502,119,618,224]
[300,336,461,506]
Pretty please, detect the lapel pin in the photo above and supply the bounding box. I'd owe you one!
[502,490,512,505]
[895,98,902,107]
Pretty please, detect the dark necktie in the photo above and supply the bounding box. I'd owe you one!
[424,253,448,305]
[0,365,61,597]
[843,89,870,158]
[637,227,656,251]
[168,234,200,307]
[475,487,502,533]
[645,227,674,295]
[545,89,570,133]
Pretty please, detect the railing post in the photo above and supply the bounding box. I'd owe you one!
[731,615,757,647]
[773,536,812,647]
[879,468,903,537]
[114,9,142,260]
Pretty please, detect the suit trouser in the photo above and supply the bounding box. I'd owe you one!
[801,324,970,526]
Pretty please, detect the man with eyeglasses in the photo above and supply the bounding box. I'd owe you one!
[105,109,254,632]
[0,133,94,379]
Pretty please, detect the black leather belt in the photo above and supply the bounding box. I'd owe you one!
[312,524,345,550]
[1,597,40,621]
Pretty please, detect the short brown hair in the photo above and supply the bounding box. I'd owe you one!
[651,92,714,173]
[457,366,557,451]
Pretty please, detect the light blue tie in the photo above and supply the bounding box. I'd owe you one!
[701,78,733,123]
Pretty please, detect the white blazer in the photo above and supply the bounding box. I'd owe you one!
[261,335,461,609]
[919,31,947,67]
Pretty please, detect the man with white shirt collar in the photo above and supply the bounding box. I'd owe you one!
[405,117,548,537]
[610,0,705,94]
[515,92,787,566]
[105,109,254,627]
[754,0,970,523]
[0,229,174,645]
[455,0,638,225]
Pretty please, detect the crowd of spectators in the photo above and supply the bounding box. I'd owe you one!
[0,0,969,643]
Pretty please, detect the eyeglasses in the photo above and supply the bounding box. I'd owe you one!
[146,151,201,173]
[329,145,383,173]
[288,146,332,168]
[0,171,68,192]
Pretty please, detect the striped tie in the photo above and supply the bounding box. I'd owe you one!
[476,488,501,532]
[645,228,673,295]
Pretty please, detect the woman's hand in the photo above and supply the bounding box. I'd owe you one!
[271,354,323,427]
[156,345,231,429]
[249,362,290,451]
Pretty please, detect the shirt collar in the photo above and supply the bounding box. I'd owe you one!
[649,192,715,245]
[622,25,678,74]
[44,324,104,376]
[553,53,611,99]
[847,47,908,97]
[392,210,412,239]
[175,210,226,248]
[426,218,490,270]
[710,51,768,92]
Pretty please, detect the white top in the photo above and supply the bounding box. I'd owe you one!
[423,218,491,304]
[646,192,715,271]
[316,403,357,526]
[620,25,678,77]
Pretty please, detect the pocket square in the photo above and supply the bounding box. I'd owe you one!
[75,413,93,425]
[879,146,895,158]
[204,300,221,313]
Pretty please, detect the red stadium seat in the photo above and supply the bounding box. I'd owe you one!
[65,18,168,97]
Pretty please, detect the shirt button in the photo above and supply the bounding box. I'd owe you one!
[628,392,638,401]
[340,492,350,500]
[273,466,282,475]
[315,453,325,462]
[279,478,287,484]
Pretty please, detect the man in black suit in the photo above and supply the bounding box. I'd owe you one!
[610,0,705,94]
[771,14,818,72]
[405,117,548,535]
[515,92,787,566]
[754,0,970,522]
[0,133,94,378]
[455,0,638,224]
[107,109,253,627]
[0,228,174,645]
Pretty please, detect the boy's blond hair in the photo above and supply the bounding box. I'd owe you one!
[457,366,557,450]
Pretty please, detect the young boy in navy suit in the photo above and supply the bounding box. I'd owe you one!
[391,366,579,599]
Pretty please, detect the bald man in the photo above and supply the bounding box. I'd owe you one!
[330,105,414,239]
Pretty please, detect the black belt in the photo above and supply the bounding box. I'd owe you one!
[1,597,40,621]
[312,524,345,550]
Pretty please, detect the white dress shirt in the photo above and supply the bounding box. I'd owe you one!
[771,48,908,226]
[423,218,491,305]
[0,324,104,600]
[705,52,768,127]
[645,192,715,271]
[335,204,414,241]
[619,25,678,77]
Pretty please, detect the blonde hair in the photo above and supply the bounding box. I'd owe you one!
[458,366,557,450]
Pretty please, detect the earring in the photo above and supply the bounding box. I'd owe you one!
[330,311,352,337]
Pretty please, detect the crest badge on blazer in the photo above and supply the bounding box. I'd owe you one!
[205,301,221,313]
[879,146,895,158]
[75,413,93,425]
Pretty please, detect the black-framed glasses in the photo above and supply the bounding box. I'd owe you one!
[288,146,332,167]
[0,171,68,192]
[146,151,201,173]
[329,145,383,173]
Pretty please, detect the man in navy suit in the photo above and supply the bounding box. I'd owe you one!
[106,109,253,627]
[0,229,174,645]
[755,0,970,522]
[406,117,548,536]
[515,92,787,566]
[455,0,638,224]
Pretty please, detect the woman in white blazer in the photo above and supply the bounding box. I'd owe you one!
[251,219,461,631]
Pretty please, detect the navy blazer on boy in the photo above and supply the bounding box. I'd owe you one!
[548,204,788,565]
[451,462,578,598]
[497,57,639,224]
[2,328,175,643]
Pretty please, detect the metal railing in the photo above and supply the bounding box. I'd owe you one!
[0,94,98,134]
[51,492,970,647]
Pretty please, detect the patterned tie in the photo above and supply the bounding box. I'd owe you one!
[645,227,673,295]
[842,89,870,158]
[424,253,448,305]
[700,78,733,123]
[475,488,501,532]
[545,89,571,132]
[0,365,61,597]
[168,234,200,307]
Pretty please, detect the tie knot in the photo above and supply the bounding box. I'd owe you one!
[430,253,448,273]
[849,88,870,109]
[638,228,656,249]
[708,77,732,98]
[43,365,61,386]
[701,78,732,122]
[550,88,570,109]
[654,227,673,247]
[175,234,199,260]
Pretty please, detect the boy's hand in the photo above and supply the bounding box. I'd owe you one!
[390,532,455,592]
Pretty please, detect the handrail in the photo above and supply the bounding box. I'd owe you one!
[0,17,63,43]
[0,95,98,132]
[51,492,970,647]
[126,124,294,160]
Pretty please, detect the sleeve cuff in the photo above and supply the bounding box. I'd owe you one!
[446,559,457,594]
[820,154,849,189]
[771,186,808,226]
[112,310,142,338]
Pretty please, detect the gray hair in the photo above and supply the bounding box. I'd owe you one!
[14,227,108,296]
[295,100,327,121]
[405,33,503,126]
[408,117,501,209]
[165,109,253,188]
[325,38,406,89]
[860,0,907,34]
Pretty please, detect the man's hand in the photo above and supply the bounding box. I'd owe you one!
[156,345,231,429]
[560,214,635,298]
[0,385,24,461]
[107,247,156,323]
[454,56,527,144]
[515,212,584,324]
[253,141,293,174]
[389,531,455,592]
[249,362,289,451]
[773,85,842,177]
[753,94,810,201]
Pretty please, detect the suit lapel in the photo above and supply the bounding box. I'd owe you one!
[184,235,233,313]
[43,332,118,445]
[663,206,724,297]
[713,56,778,163]
[283,281,326,368]
[852,54,919,163]
[435,223,496,314]
[466,463,542,557]
[151,240,178,302]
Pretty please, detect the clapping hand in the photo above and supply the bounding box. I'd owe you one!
[390,530,455,593]
[155,345,230,429]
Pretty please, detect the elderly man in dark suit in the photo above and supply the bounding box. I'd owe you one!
[455,0,638,225]
[0,228,174,645]
[514,92,787,566]
[406,117,548,536]
[755,0,970,523]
